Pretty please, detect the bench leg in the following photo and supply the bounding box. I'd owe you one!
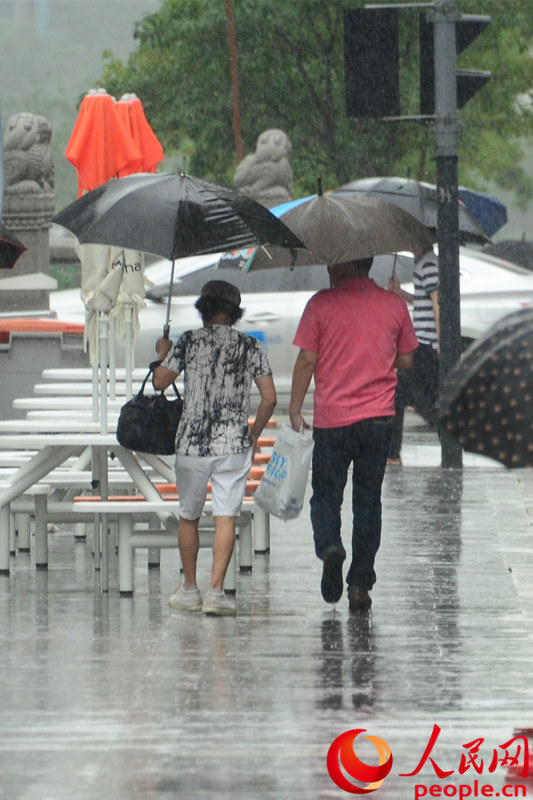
[101,512,109,593]
[118,515,134,596]
[0,504,11,574]
[16,512,31,552]
[254,508,270,554]
[238,512,252,573]
[74,522,86,542]
[148,515,161,568]
[10,512,16,556]
[34,495,48,569]
[93,513,101,566]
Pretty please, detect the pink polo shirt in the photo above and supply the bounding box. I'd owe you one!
[293,278,418,428]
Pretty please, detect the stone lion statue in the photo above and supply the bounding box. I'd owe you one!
[3,112,54,194]
[234,128,293,209]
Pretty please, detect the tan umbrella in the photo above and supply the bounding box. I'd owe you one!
[277,188,435,266]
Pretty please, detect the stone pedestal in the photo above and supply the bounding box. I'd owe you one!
[0,192,55,312]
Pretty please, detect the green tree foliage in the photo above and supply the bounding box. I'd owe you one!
[100,0,533,202]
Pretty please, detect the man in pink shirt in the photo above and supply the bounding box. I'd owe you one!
[289,258,417,610]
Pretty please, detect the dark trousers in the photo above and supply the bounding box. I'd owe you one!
[389,343,440,460]
[310,417,392,591]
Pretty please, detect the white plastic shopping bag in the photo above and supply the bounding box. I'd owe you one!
[254,425,314,521]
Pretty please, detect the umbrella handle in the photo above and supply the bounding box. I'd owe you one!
[163,259,176,338]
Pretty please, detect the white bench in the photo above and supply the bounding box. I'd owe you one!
[1,461,174,562]
[0,481,51,570]
[71,498,255,596]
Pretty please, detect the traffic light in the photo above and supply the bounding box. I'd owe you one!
[420,14,491,115]
[344,8,400,119]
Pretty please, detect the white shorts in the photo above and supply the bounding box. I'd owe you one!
[175,448,253,519]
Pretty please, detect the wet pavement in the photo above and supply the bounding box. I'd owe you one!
[1,417,533,800]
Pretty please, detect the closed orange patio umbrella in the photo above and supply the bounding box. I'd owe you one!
[116,94,164,175]
[65,89,143,197]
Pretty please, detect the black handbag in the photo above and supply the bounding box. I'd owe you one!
[116,366,183,455]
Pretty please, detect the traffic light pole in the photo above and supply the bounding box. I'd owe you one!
[433,0,463,468]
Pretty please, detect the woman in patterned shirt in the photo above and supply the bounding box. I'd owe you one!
[153,280,276,616]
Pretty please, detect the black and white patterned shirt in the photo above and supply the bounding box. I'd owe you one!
[413,249,439,349]
[163,325,272,456]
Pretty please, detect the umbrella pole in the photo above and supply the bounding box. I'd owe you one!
[98,311,109,435]
[92,359,99,423]
[124,304,134,399]
[163,259,176,339]
[109,317,116,401]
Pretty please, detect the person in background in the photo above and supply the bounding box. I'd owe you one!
[152,280,276,616]
[387,244,440,466]
[288,258,417,611]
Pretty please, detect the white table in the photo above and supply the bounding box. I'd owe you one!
[0,420,104,433]
[32,382,140,396]
[41,368,149,382]
[13,397,126,411]
[0,431,175,589]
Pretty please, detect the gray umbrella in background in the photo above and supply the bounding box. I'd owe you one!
[334,176,490,245]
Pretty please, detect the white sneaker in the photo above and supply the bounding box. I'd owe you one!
[202,590,236,616]
[168,582,203,612]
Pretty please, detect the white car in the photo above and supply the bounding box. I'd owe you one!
[49,247,533,405]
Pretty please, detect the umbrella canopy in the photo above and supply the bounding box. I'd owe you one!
[334,176,490,244]
[218,190,430,271]
[218,246,414,286]
[115,94,164,175]
[52,172,305,261]
[439,306,533,468]
[0,223,26,269]
[65,90,143,197]
[269,191,435,266]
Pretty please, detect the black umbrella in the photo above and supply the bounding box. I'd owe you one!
[53,171,304,335]
[53,172,303,259]
[439,307,533,468]
[0,223,26,269]
[333,176,490,245]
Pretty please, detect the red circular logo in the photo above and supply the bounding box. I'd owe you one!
[327,729,393,794]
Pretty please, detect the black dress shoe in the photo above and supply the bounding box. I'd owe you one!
[348,586,372,610]
[321,548,345,603]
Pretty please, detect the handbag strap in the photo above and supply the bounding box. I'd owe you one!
[143,365,182,400]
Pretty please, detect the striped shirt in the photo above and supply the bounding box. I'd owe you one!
[412,249,439,349]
